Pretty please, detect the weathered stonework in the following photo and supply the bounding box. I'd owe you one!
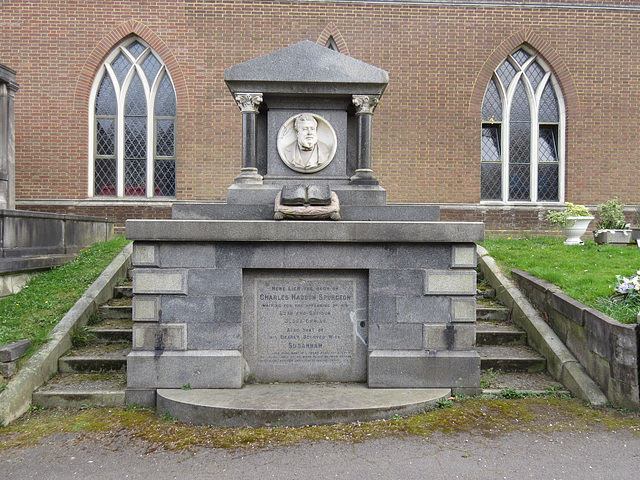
[133,324,187,351]
[125,43,484,413]
[512,269,640,411]
[424,270,477,295]
[133,270,187,295]
[126,221,483,403]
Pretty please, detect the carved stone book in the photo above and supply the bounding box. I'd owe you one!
[306,185,331,205]
[280,185,331,206]
[280,185,308,205]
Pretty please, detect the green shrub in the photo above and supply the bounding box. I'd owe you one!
[596,198,627,230]
[546,202,591,227]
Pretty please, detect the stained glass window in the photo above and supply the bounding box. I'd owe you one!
[91,37,177,197]
[481,47,563,202]
[94,76,117,195]
[481,126,502,200]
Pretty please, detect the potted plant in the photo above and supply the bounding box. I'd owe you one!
[546,202,595,245]
[593,198,631,245]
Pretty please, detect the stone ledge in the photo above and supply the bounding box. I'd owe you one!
[156,384,450,427]
[0,254,76,274]
[509,266,640,410]
[172,202,440,222]
[367,350,481,390]
[126,219,484,243]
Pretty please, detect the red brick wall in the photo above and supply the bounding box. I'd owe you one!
[17,204,172,236]
[3,1,640,230]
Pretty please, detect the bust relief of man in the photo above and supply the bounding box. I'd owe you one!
[278,113,336,173]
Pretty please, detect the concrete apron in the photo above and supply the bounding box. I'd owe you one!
[156,384,451,427]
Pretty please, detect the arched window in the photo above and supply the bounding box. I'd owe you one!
[481,47,564,203]
[325,36,339,52]
[90,37,176,197]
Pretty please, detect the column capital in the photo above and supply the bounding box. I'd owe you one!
[234,93,263,114]
[352,95,380,115]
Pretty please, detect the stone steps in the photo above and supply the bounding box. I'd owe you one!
[58,347,130,374]
[476,272,562,394]
[475,321,527,346]
[98,304,133,320]
[32,267,566,410]
[88,328,133,343]
[477,345,547,373]
[476,305,510,322]
[32,390,125,408]
[32,284,133,409]
[32,373,127,408]
[113,284,133,299]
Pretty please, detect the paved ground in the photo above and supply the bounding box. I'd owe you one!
[2,427,640,479]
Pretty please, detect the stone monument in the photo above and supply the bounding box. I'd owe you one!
[125,42,484,425]
[0,64,18,211]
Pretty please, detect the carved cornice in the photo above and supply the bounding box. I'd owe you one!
[234,93,263,113]
[352,95,380,115]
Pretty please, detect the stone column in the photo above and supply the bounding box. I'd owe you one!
[350,94,380,185]
[233,93,263,185]
[0,65,19,210]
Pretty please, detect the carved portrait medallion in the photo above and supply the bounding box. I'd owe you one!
[277,113,337,173]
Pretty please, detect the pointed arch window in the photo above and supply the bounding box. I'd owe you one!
[481,47,564,203]
[90,37,176,197]
[325,36,339,51]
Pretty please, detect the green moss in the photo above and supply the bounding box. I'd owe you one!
[2,398,639,452]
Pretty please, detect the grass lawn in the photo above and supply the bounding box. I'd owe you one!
[480,236,640,323]
[0,236,131,348]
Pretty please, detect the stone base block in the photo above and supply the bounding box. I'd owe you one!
[423,324,476,351]
[0,339,31,362]
[172,202,440,222]
[368,350,480,389]
[125,388,158,408]
[0,361,16,377]
[226,183,387,207]
[0,272,32,298]
[127,350,243,389]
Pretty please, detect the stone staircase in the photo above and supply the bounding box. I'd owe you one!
[32,270,566,409]
[475,272,565,395]
[32,282,133,408]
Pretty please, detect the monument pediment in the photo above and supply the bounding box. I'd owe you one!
[224,40,388,95]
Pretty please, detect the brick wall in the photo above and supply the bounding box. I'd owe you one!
[2,1,640,230]
[17,204,172,236]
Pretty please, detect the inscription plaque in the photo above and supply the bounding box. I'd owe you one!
[243,270,368,383]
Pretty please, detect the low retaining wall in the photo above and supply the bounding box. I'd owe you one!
[1,209,114,258]
[512,269,640,410]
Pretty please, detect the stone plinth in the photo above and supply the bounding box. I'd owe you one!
[125,42,485,419]
[126,219,483,405]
